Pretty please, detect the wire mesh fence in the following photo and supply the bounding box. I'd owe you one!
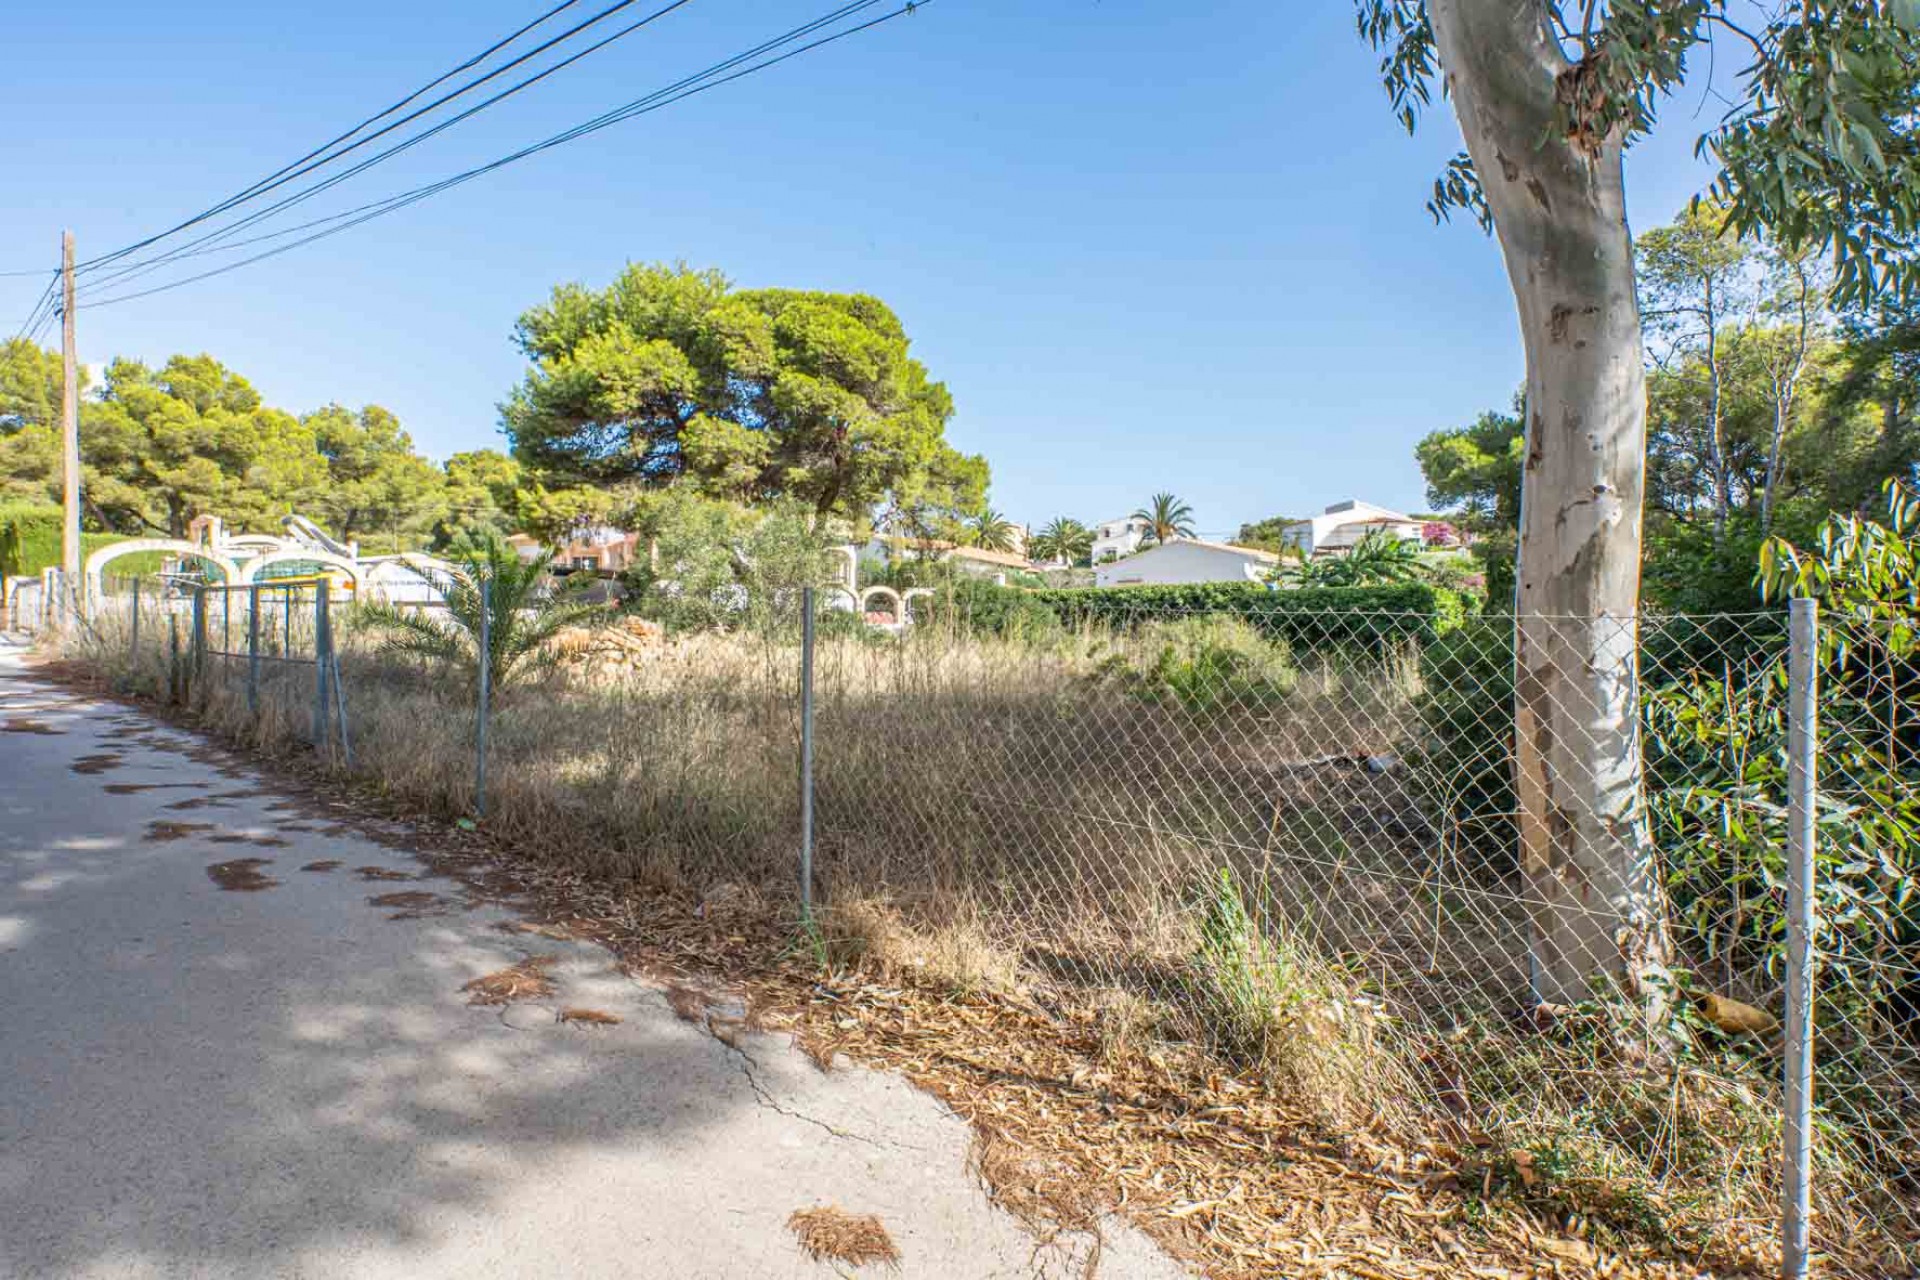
[36,580,1920,1276]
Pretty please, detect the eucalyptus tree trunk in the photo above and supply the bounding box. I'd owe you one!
[1431,0,1671,1008]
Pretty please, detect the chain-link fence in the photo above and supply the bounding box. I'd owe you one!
[40,581,1920,1276]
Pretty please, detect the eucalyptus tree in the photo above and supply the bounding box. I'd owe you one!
[1359,0,1920,1005]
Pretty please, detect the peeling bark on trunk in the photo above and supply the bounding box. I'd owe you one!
[1432,0,1672,1007]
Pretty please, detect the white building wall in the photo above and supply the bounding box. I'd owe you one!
[1094,541,1274,588]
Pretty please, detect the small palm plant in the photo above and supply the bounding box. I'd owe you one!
[353,535,604,693]
[1293,527,1426,587]
[1132,492,1196,546]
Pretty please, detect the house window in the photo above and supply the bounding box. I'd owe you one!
[571,555,599,571]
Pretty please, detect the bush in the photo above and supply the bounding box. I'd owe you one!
[0,503,134,580]
[921,577,1062,641]
[1411,615,1515,864]
[1030,581,1465,651]
[1091,614,1295,712]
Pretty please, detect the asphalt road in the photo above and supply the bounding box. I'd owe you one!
[0,639,1186,1280]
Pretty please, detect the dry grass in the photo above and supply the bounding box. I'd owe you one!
[462,955,557,1006]
[786,1206,901,1268]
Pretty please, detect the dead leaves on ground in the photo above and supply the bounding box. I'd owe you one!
[205,858,279,892]
[463,955,558,1006]
[787,1206,901,1268]
[2,717,61,735]
[559,1007,622,1027]
[145,820,214,842]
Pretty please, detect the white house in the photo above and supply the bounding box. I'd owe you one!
[1281,500,1425,558]
[1094,538,1279,588]
[1090,516,1150,564]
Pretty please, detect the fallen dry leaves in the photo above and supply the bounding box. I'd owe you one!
[787,1205,901,1268]
[462,955,558,1006]
[205,858,279,892]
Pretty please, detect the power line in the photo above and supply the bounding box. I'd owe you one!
[78,0,703,293]
[89,0,884,289]
[10,271,60,345]
[85,1,928,309]
[77,0,686,274]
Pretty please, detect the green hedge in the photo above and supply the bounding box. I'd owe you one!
[1023,581,1467,650]
[0,504,144,579]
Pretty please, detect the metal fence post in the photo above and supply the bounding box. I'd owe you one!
[1783,596,1820,1280]
[190,588,208,695]
[313,586,331,749]
[246,584,261,716]
[475,577,490,818]
[800,584,816,923]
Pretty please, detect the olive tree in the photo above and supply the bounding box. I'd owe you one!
[1357,0,1920,1006]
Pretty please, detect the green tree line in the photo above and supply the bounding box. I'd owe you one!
[1414,207,1920,613]
[0,262,991,554]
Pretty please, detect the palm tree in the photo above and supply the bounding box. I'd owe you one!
[966,507,1017,553]
[1297,527,1426,587]
[353,535,605,693]
[1031,516,1094,566]
[1131,492,1196,546]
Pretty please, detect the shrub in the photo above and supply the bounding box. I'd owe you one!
[1031,581,1465,651]
[922,576,1062,640]
[1411,615,1515,865]
[1091,614,1295,712]
[0,503,134,580]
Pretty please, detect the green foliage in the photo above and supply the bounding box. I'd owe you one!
[1288,527,1428,587]
[0,503,133,580]
[1130,492,1195,545]
[306,403,446,550]
[1357,0,1920,308]
[1029,581,1465,650]
[352,536,602,693]
[502,262,987,521]
[1092,615,1296,713]
[437,449,524,547]
[1414,402,1522,531]
[921,575,1063,641]
[0,344,483,550]
[1232,515,1299,555]
[621,489,835,635]
[965,506,1016,553]
[1028,516,1093,566]
[1412,615,1516,861]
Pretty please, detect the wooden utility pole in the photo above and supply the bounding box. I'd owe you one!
[60,231,80,605]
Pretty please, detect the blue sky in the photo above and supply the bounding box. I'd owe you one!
[0,0,1726,536]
